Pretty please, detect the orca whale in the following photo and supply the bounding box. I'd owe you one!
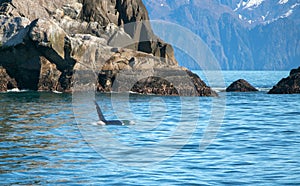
[94,101,129,125]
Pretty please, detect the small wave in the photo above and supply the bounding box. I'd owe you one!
[212,87,272,92]
[257,88,271,92]
[212,88,226,93]
[6,88,29,93]
[53,90,63,94]
[91,122,100,126]
[129,91,140,94]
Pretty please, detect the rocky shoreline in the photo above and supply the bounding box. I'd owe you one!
[0,0,216,96]
[0,1,298,96]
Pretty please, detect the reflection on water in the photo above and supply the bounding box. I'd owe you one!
[1,85,300,185]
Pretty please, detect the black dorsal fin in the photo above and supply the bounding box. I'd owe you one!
[94,101,106,122]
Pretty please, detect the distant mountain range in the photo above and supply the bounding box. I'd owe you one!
[142,0,300,70]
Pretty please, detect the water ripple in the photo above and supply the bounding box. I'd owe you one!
[1,85,300,185]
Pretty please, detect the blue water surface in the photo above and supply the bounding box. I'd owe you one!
[0,71,299,185]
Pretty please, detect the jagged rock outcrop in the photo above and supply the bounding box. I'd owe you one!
[79,0,177,64]
[268,67,300,94]
[0,0,176,63]
[0,0,216,96]
[226,79,258,92]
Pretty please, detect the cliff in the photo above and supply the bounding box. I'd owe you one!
[0,0,216,96]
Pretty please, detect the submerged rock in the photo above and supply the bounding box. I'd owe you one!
[0,0,216,96]
[226,79,258,92]
[268,67,300,94]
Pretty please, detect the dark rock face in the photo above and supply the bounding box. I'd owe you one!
[0,66,18,92]
[185,70,218,97]
[0,0,215,96]
[226,79,258,92]
[0,39,42,91]
[268,67,300,94]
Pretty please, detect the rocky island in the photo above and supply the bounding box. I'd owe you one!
[269,66,300,94]
[0,0,216,96]
[226,79,258,92]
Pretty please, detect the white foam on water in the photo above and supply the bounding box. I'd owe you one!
[53,90,63,94]
[6,88,29,93]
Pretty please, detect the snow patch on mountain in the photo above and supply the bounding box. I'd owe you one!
[233,0,299,26]
[243,0,265,9]
[234,0,242,11]
[278,0,289,4]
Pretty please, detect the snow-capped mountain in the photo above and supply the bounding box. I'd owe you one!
[233,0,300,25]
[142,0,300,70]
[144,0,299,25]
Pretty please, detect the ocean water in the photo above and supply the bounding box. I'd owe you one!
[1,71,300,185]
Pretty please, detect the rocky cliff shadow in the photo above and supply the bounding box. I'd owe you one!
[0,42,41,90]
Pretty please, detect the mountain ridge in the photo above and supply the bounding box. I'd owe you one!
[142,0,300,70]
